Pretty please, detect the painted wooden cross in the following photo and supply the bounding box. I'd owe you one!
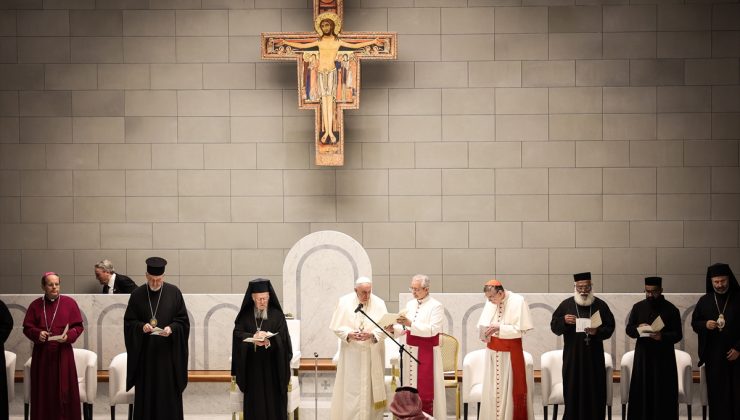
[261,0,397,166]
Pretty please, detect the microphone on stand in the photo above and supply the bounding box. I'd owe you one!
[354,303,363,313]
[313,352,319,420]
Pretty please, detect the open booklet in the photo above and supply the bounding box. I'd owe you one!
[150,327,166,336]
[575,311,603,333]
[244,332,278,343]
[637,316,664,337]
[48,324,69,342]
[378,309,408,328]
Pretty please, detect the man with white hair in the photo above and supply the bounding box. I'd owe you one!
[550,272,615,420]
[385,274,446,417]
[95,259,136,294]
[329,277,388,420]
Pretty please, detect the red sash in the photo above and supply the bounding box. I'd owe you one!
[405,332,439,415]
[487,337,528,420]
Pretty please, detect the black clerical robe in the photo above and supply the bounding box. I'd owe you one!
[692,291,740,420]
[0,299,12,420]
[626,297,682,420]
[124,283,190,420]
[232,306,292,420]
[551,297,616,420]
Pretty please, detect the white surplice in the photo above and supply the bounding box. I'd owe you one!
[477,291,534,420]
[391,295,447,418]
[330,292,388,420]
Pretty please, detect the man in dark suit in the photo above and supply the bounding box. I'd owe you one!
[95,259,137,294]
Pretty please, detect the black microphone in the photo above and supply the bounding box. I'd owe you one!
[354,303,363,313]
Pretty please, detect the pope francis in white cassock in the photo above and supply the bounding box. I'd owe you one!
[477,279,534,420]
[387,274,447,418]
[330,277,388,420]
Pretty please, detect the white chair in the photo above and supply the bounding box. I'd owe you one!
[540,349,613,420]
[462,349,534,420]
[109,352,135,420]
[23,348,98,420]
[4,351,15,404]
[620,349,693,420]
[231,319,302,420]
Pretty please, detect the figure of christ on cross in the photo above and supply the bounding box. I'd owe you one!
[261,0,396,166]
[276,14,383,145]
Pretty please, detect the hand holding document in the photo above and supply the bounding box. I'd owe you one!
[637,316,664,337]
[576,311,603,333]
[479,323,499,341]
[150,327,164,336]
[244,332,277,343]
[48,324,69,342]
[378,309,408,328]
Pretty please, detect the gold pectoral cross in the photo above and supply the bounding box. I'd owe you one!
[260,0,397,166]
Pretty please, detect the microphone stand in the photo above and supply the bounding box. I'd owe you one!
[313,352,319,420]
[356,307,420,386]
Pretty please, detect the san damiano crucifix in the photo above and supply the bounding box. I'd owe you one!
[261,0,397,166]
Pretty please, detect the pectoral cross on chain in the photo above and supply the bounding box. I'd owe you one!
[261,0,397,166]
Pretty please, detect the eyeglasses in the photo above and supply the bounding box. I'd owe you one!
[409,287,427,292]
[575,285,592,291]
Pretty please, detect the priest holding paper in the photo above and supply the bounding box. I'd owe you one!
[231,278,292,420]
[478,279,534,420]
[550,272,615,420]
[625,276,682,420]
[330,277,388,420]
[124,257,190,420]
[385,274,446,417]
[22,272,85,420]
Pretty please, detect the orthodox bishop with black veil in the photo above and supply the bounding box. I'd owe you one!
[691,263,740,420]
[231,278,293,420]
[625,276,682,420]
[551,272,615,420]
[124,257,190,420]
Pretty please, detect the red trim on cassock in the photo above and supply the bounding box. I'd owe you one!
[405,332,440,415]
[487,336,528,420]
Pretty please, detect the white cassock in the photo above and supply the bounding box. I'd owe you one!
[477,292,534,420]
[392,295,447,418]
[330,293,388,420]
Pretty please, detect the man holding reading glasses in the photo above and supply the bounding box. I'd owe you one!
[23,272,85,420]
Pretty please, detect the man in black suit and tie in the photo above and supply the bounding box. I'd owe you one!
[95,259,137,294]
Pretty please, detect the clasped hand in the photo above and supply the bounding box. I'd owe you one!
[39,331,67,343]
[350,331,374,342]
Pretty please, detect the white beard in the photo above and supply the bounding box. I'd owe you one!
[574,290,595,306]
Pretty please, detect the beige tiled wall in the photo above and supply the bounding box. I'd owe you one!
[0,0,738,304]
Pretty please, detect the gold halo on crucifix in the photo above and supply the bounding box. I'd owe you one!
[314,12,342,36]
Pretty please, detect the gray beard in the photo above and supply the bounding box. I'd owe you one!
[714,288,728,295]
[574,291,595,306]
[254,308,268,319]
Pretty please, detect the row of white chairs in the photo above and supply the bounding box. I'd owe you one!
[461,348,707,420]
